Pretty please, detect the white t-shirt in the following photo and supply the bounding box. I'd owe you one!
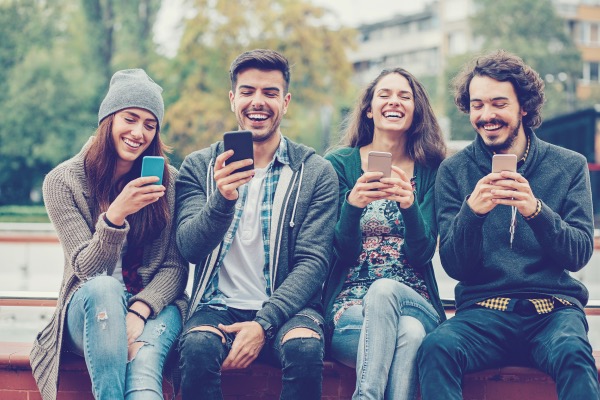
[219,167,269,310]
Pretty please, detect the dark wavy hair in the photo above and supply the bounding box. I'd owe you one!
[339,68,446,168]
[84,114,171,248]
[230,49,290,93]
[453,50,546,128]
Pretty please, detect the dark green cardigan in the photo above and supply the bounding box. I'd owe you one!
[322,146,446,343]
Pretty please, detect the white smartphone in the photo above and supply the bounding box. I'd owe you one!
[492,154,517,173]
[367,151,392,179]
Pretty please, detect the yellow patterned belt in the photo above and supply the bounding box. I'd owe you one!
[476,296,572,314]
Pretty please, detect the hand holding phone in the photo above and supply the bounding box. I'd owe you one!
[224,130,254,172]
[367,151,392,180]
[141,156,165,185]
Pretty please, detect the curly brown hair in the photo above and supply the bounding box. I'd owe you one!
[453,50,545,128]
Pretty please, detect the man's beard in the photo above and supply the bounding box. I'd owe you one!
[476,118,521,153]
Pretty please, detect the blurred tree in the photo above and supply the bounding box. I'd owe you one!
[445,0,582,140]
[163,0,356,157]
[0,0,164,204]
[0,0,92,204]
[113,0,163,69]
[80,0,162,103]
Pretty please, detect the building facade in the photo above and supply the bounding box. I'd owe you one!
[350,0,600,101]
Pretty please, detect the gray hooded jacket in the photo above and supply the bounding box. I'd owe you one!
[175,137,338,329]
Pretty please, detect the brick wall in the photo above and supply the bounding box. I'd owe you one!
[3,341,593,400]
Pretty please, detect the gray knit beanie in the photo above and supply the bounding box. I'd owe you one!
[98,68,164,128]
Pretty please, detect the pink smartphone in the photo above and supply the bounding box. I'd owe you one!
[492,154,517,173]
[367,151,392,179]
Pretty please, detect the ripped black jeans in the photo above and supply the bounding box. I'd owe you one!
[179,305,324,400]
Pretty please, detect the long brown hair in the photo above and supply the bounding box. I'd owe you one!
[84,114,171,248]
[339,68,446,168]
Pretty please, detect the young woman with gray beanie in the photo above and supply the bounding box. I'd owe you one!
[30,69,188,399]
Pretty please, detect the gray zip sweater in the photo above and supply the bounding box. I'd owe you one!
[436,129,594,310]
[176,137,338,329]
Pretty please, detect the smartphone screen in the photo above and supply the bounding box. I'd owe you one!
[141,156,165,185]
[367,151,392,179]
[223,130,254,172]
[491,154,517,173]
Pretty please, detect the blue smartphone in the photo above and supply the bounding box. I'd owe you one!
[141,156,165,185]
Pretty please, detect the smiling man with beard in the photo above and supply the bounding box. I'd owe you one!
[417,50,599,400]
[175,49,338,400]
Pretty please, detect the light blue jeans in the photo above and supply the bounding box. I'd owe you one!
[331,278,440,400]
[64,275,182,400]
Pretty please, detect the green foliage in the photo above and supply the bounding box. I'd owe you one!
[443,0,583,140]
[0,205,49,222]
[0,0,164,204]
[474,0,581,117]
[471,0,581,79]
[163,0,356,157]
[0,0,356,204]
[444,54,479,141]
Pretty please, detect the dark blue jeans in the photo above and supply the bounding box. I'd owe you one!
[179,305,324,400]
[417,306,599,400]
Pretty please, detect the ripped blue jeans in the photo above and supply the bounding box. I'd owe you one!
[64,275,182,400]
[179,305,324,400]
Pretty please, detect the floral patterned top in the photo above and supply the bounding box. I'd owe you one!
[330,193,430,325]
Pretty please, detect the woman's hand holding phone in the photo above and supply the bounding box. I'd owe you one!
[380,166,415,209]
[348,165,414,209]
[347,171,393,208]
[105,176,166,226]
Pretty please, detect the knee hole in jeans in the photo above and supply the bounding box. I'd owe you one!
[281,327,320,345]
[128,341,147,362]
[186,325,226,344]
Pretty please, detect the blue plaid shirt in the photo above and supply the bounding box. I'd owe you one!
[200,137,290,307]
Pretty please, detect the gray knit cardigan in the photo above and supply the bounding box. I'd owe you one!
[30,139,189,400]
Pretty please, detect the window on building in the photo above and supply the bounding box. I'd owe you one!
[583,61,600,82]
[578,21,600,46]
[591,23,599,45]
[580,21,589,44]
[591,62,599,82]
[448,31,467,55]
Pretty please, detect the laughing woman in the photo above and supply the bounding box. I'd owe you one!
[30,69,188,400]
[323,68,447,400]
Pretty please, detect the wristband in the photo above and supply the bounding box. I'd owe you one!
[103,214,126,229]
[523,199,542,221]
[127,308,147,324]
[254,317,275,341]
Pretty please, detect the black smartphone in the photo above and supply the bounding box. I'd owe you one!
[141,156,165,185]
[223,130,254,172]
